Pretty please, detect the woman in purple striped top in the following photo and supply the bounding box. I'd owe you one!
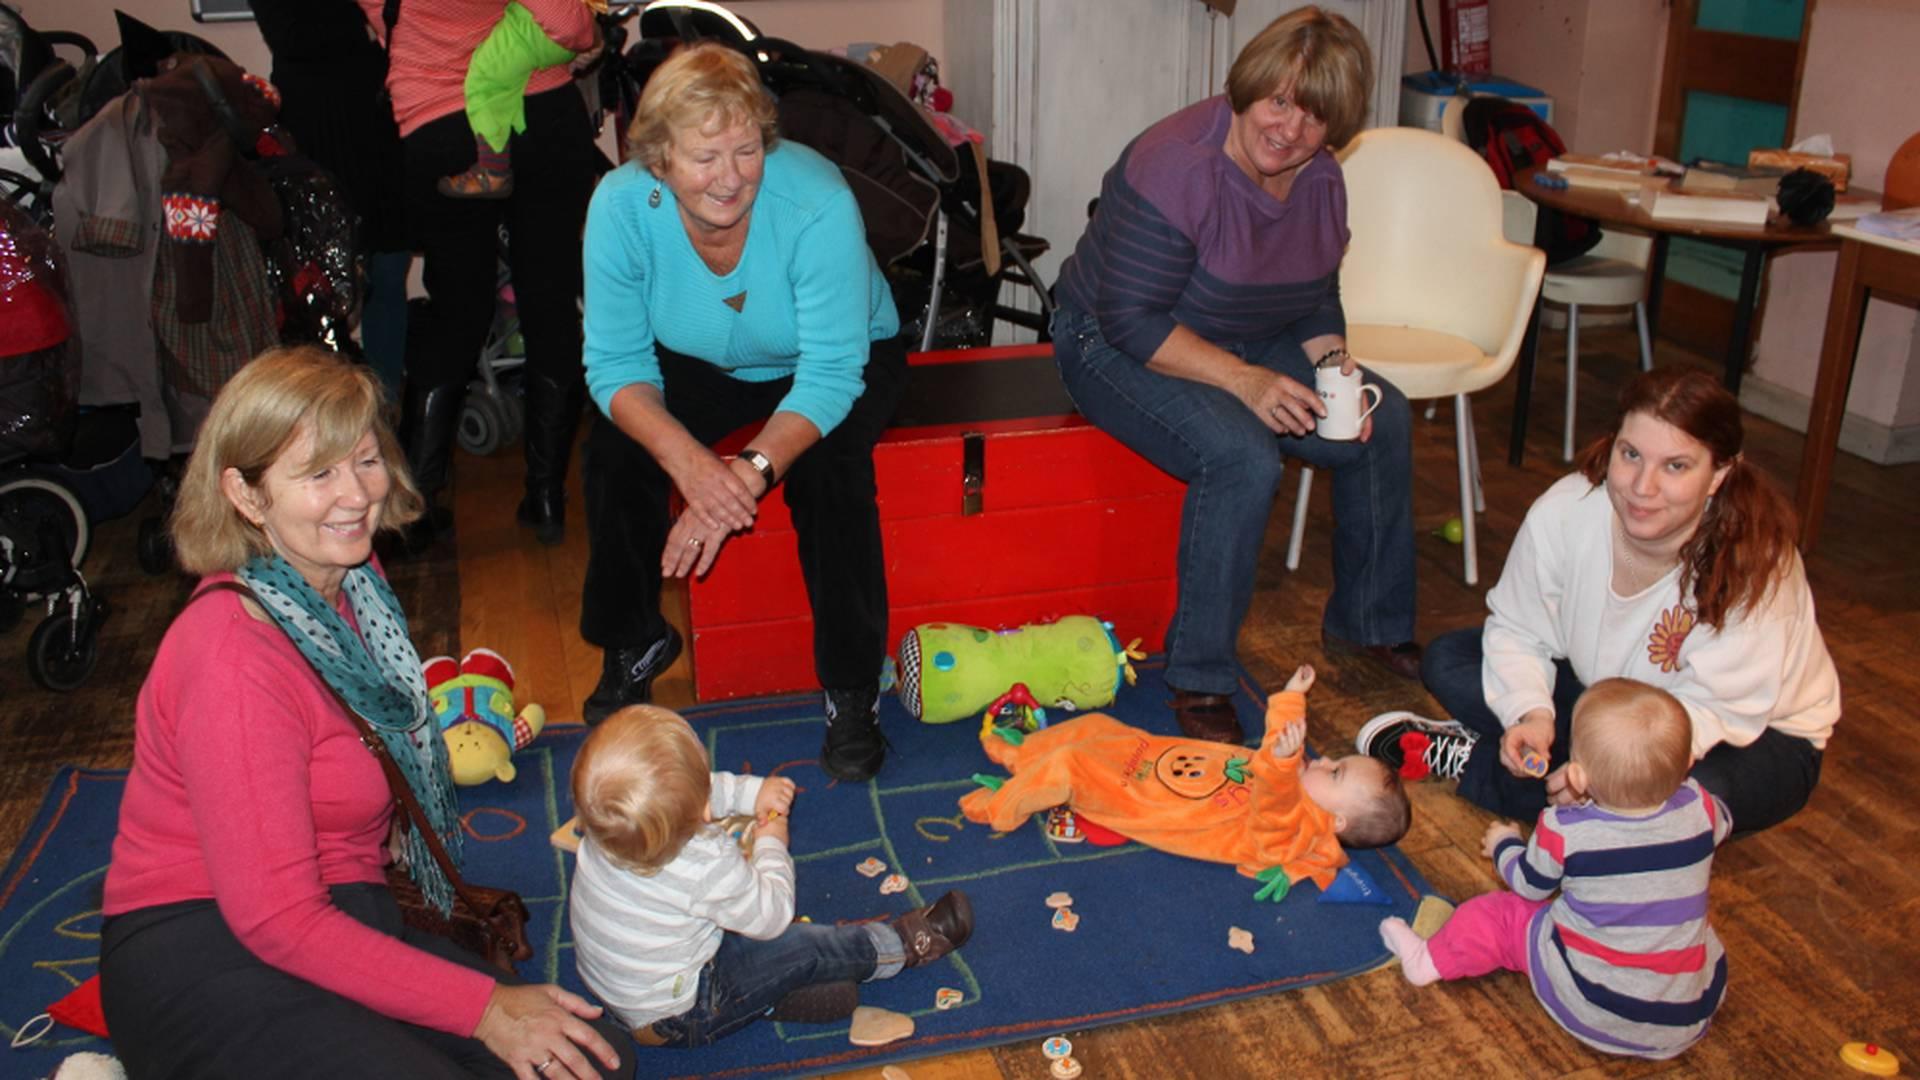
[1051,6,1419,744]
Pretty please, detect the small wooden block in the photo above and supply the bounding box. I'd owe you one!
[549,816,583,853]
[879,873,910,895]
[881,1067,914,1080]
[856,857,888,878]
[1045,891,1074,909]
[1227,926,1256,954]
[1050,1057,1084,1080]
[935,987,964,1010]
[848,1006,915,1047]
[1050,907,1080,932]
[1520,750,1548,778]
[1040,1036,1073,1060]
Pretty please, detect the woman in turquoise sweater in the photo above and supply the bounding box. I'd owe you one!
[578,43,904,781]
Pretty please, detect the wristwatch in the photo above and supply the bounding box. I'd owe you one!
[739,449,778,490]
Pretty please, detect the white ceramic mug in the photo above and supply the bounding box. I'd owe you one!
[1314,366,1383,441]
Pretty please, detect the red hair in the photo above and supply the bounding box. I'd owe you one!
[1574,368,1798,629]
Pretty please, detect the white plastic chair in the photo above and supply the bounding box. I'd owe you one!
[1284,127,1545,587]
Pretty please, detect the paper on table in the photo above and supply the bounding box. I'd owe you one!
[1855,207,1920,242]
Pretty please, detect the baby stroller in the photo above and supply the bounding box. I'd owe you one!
[602,0,1054,349]
[0,187,106,690]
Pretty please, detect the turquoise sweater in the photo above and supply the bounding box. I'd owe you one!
[581,142,899,437]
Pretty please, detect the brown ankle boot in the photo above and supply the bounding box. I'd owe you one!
[889,890,973,967]
[1170,690,1244,743]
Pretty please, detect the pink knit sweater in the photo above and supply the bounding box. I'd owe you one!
[103,575,495,1036]
[357,0,597,137]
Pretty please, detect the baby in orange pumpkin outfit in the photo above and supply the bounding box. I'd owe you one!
[958,666,1409,891]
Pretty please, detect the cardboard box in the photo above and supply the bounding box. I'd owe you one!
[686,345,1183,701]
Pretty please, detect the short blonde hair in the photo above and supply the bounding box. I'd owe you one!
[626,41,778,174]
[1336,757,1411,849]
[571,705,712,874]
[1571,679,1693,809]
[169,345,421,575]
[1225,6,1374,149]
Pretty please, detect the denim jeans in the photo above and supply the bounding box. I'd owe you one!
[1422,625,1824,833]
[1050,305,1416,695]
[643,921,899,1048]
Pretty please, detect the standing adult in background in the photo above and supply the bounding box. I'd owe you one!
[1050,6,1419,745]
[247,0,410,399]
[578,44,904,781]
[357,0,601,548]
[1362,368,1839,836]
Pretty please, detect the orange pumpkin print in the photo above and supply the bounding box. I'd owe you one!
[1647,604,1695,673]
[1152,745,1249,800]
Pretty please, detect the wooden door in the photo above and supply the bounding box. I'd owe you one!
[1650,0,1815,358]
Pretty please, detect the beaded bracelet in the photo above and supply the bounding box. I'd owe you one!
[1316,346,1350,369]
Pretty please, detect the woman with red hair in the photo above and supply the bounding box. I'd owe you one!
[1359,369,1839,835]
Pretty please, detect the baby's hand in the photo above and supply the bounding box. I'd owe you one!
[755,813,790,847]
[1269,718,1306,759]
[1481,821,1522,858]
[754,777,796,820]
[1283,664,1315,694]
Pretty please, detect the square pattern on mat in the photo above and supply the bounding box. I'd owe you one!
[0,662,1435,1079]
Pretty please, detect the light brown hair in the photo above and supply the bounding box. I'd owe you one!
[1571,678,1693,809]
[626,41,778,174]
[571,705,712,874]
[170,345,421,575]
[1336,758,1411,849]
[1576,368,1799,629]
[1225,6,1374,149]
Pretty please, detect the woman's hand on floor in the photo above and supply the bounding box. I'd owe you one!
[474,983,621,1080]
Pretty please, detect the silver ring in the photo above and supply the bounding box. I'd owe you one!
[687,537,703,548]
[536,1058,553,1074]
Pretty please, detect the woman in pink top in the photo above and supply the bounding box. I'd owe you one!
[99,346,632,1079]
[357,0,602,550]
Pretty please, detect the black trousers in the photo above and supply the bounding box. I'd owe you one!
[400,85,597,393]
[99,883,636,1080]
[1424,625,1824,834]
[580,338,907,690]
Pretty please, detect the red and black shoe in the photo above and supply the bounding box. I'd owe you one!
[1355,710,1477,781]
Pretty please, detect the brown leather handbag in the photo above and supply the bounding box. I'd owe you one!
[196,580,533,974]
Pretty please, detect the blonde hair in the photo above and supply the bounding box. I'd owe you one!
[1571,679,1693,809]
[1225,6,1374,149]
[1335,757,1411,849]
[169,345,421,575]
[626,41,778,173]
[571,705,712,874]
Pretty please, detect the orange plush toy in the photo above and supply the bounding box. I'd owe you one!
[959,666,1352,896]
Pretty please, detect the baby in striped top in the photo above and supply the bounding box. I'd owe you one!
[1378,678,1732,1059]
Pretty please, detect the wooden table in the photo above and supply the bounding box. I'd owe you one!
[1507,166,1848,465]
[1795,223,1920,552]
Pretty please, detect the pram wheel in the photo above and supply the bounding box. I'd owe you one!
[0,474,91,590]
[458,382,517,457]
[27,599,101,691]
[137,516,175,576]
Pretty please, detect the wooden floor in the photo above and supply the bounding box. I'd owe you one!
[5,322,1916,1078]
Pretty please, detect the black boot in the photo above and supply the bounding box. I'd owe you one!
[582,627,683,725]
[517,372,583,546]
[821,685,886,782]
[397,380,466,553]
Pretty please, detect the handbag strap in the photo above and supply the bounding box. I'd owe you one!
[189,580,488,912]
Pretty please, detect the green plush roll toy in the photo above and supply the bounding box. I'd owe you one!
[897,616,1143,724]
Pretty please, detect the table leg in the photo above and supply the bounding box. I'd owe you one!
[1723,246,1766,395]
[1795,239,1869,553]
[1644,232,1671,339]
[1509,296,1543,466]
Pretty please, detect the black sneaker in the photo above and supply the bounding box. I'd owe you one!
[582,627,683,725]
[1355,710,1476,781]
[821,685,886,782]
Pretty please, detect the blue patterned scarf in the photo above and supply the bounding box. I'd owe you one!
[236,554,463,915]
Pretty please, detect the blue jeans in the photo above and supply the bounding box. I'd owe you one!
[1050,305,1416,694]
[1423,625,1823,834]
[643,921,899,1048]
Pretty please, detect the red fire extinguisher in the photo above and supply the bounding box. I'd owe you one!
[1439,0,1492,76]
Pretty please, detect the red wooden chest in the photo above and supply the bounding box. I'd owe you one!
[686,344,1184,701]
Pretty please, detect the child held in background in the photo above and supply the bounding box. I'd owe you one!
[568,706,974,1046]
[1379,678,1731,1059]
[440,0,605,198]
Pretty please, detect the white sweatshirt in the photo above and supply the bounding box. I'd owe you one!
[569,771,795,1029]
[1482,474,1840,759]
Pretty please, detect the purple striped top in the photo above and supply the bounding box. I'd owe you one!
[1054,96,1349,362]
